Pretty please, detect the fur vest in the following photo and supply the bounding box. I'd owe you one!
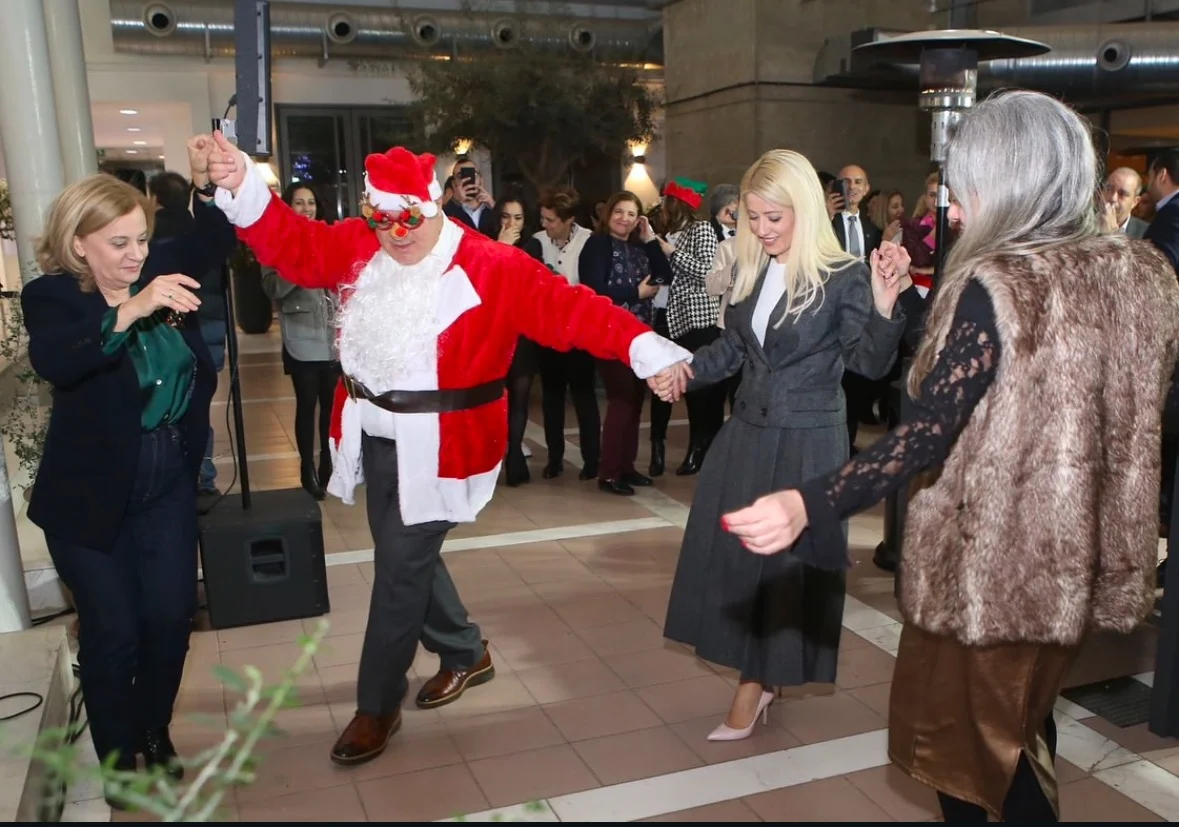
[901,235,1179,647]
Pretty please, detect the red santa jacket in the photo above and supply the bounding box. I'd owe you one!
[215,159,688,523]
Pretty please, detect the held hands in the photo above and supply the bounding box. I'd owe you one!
[206,131,246,193]
[647,360,694,402]
[186,134,215,175]
[721,490,809,556]
[869,240,910,319]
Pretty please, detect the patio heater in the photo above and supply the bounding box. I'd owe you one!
[855,29,1050,281]
[850,30,1049,583]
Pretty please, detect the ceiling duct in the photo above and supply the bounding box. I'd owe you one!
[815,22,1179,104]
[109,0,663,66]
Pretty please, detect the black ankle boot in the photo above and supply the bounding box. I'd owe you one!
[140,728,184,781]
[301,462,326,500]
[649,439,665,477]
[676,446,704,476]
[505,452,531,487]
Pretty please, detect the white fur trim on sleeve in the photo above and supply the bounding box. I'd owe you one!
[212,151,271,229]
[628,331,693,380]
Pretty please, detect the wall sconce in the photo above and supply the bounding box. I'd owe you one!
[629,140,648,165]
[453,138,473,156]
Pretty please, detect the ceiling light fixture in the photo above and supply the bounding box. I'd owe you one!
[127,127,142,132]
[133,140,147,145]
[119,109,138,115]
[126,149,138,155]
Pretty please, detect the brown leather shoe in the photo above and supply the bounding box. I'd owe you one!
[330,711,402,766]
[415,640,496,709]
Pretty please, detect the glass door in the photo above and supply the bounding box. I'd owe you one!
[277,105,416,223]
[277,108,351,222]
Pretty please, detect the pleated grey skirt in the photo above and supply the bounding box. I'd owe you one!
[663,415,849,687]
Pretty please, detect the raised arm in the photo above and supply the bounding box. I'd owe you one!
[838,260,906,380]
[207,133,374,290]
[725,279,999,568]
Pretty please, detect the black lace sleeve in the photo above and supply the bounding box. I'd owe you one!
[793,279,1000,571]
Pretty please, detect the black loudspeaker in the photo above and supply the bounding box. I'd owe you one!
[198,487,330,629]
[233,0,272,157]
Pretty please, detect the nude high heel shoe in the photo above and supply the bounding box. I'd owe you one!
[707,690,774,742]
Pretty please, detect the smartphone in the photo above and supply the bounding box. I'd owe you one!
[457,166,478,196]
[835,178,850,203]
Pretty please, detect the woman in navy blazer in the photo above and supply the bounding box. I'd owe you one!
[22,172,216,806]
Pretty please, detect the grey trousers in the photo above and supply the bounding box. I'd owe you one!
[356,435,485,716]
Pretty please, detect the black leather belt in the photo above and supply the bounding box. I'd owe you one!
[343,375,506,414]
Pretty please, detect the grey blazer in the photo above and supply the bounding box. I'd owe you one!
[261,267,336,363]
[1125,216,1149,239]
[688,260,906,429]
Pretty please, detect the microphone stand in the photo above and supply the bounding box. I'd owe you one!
[222,260,252,510]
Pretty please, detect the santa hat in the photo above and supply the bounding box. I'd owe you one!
[364,148,443,218]
[663,177,708,211]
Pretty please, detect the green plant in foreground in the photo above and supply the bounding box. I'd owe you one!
[0,294,51,485]
[31,619,329,822]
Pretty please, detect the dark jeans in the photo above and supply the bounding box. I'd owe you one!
[538,347,600,469]
[937,713,1059,822]
[46,425,198,764]
[674,326,727,448]
[289,363,341,468]
[597,358,646,480]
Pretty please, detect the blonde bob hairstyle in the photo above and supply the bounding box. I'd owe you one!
[730,150,857,325]
[35,173,154,292]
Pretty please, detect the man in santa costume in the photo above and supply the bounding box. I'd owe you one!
[205,132,692,766]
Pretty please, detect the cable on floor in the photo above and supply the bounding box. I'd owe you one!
[0,691,44,722]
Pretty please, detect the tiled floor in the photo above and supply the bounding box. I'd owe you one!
[57,327,1179,821]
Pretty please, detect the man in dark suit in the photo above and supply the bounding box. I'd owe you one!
[1146,149,1179,589]
[829,164,882,261]
[1146,149,1179,272]
[442,156,499,238]
[830,164,884,450]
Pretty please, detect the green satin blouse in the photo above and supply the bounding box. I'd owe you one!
[101,286,197,431]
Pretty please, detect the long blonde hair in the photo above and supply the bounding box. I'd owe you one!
[730,150,857,324]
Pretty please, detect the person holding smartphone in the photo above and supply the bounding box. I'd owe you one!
[442,157,499,238]
[578,191,672,495]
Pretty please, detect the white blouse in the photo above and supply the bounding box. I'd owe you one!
[751,260,787,346]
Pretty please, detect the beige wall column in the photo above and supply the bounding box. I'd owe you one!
[43,0,98,183]
[661,0,938,200]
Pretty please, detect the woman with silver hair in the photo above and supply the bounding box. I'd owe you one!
[724,90,1179,821]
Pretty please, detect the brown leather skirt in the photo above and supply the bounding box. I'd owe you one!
[888,623,1080,820]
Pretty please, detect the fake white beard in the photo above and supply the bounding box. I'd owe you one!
[336,250,442,392]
